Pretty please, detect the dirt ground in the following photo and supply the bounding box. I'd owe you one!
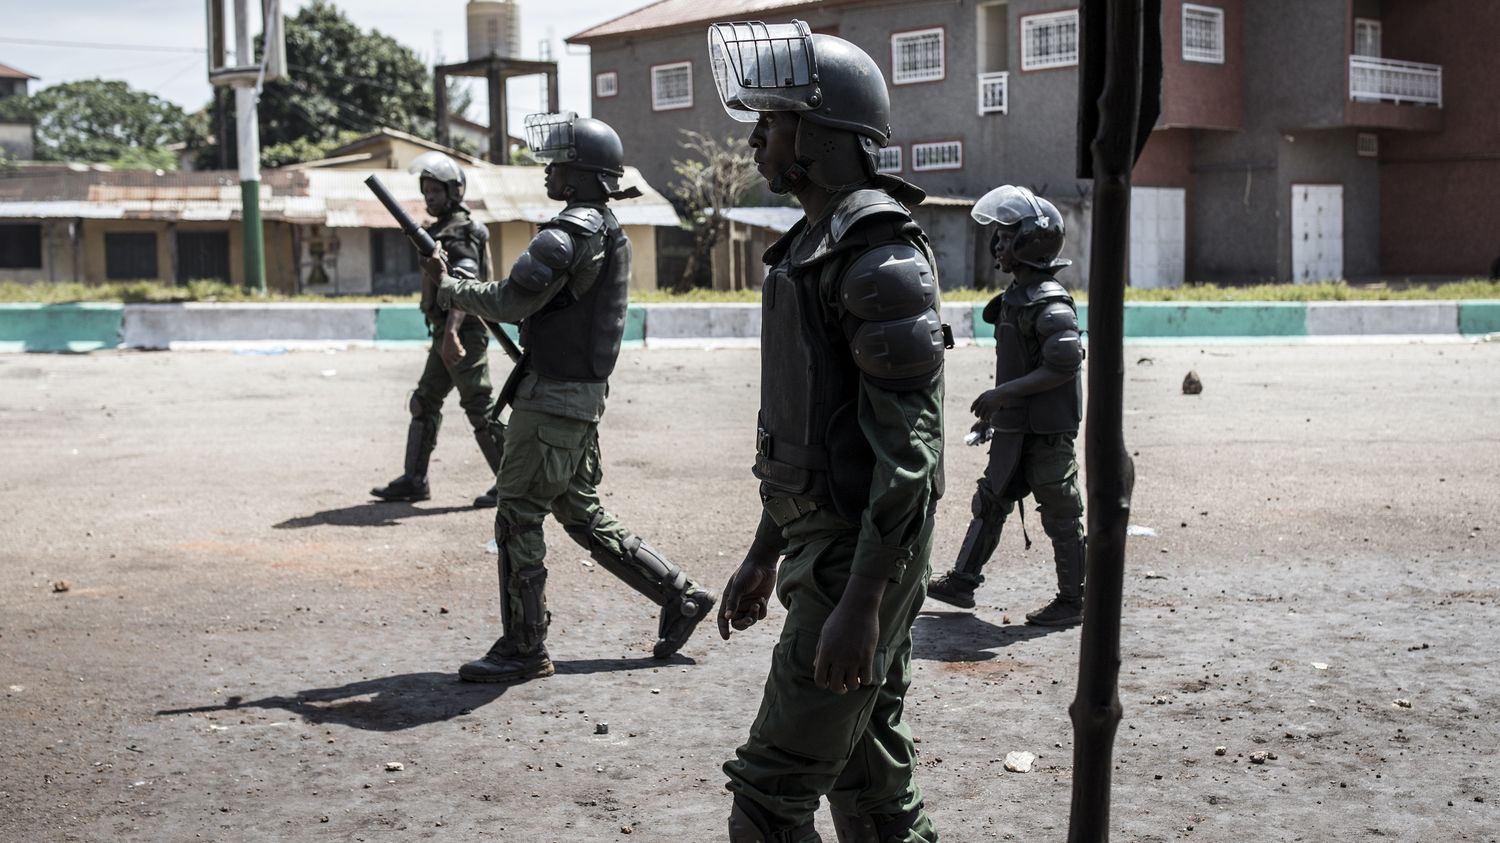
[1,340,1497,842]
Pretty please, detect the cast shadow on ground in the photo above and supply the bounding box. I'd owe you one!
[154,660,670,731]
[274,501,478,529]
[911,611,1068,662]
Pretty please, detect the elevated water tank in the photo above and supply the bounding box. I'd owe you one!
[467,0,521,60]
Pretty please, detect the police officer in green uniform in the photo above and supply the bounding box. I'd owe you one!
[372,152,505,508]
[926,185,1087,627]
[423,112,716,683]
[710,22,947,842]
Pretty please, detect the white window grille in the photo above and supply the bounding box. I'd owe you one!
[1356,133,1379,158]
[595,71,618,99]
[1182,4,1225,64]
[891,28,945,84]
[912,141,962,171]
[1020,10,1079,71]
[1354,18,1382,58]
[651,61,693,111]
[1349,55,1442,106]
[878,146,903,173]
[978,71,1008,114]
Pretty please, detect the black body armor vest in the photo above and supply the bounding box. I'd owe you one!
[754,190,938,519]
[988,277,1082,434]
[520,206,631,383]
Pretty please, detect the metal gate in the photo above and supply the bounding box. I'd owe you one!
[176,231,231,285]
[1291,184,1343,283]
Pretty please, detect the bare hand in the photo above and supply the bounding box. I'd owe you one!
[420,246,449,288]
[718,557,777,640]
[971,386,1016,419]
[813,599,879,694]
[440,331,466,368]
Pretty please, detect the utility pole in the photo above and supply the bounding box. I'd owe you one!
[207,0,284,295]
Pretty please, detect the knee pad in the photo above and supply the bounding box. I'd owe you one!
[409,392,439,420]
[1040,512,1083,541]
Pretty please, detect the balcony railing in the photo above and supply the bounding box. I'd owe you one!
[978,71,1008,115]
[1349,55,1442,107]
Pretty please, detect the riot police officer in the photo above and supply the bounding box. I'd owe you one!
[371,152,505,508]
[710,21,946,843]
[425,112,716,684]
[926,185,1087,627]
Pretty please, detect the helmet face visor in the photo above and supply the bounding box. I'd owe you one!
[524,111,578,163]
[708,21,819,122]
[971,184,1044,226]
[408,151,464,185]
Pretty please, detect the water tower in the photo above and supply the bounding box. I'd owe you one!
[467,0,521,60]
[436,0,556,163]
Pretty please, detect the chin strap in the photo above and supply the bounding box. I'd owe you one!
[770,159,811,195]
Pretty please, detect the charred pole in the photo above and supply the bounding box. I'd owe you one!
[1069,0,1161,840]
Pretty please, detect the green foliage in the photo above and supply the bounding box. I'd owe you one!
[938,279,1500,303]
[259,129,363,169]
[256,0,434,158]
[108,146,179,172]
[0,80,187,164]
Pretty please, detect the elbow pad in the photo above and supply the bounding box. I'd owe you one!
[840,243,945,390]
[1037,301,1084,371]
[508,227,575,292]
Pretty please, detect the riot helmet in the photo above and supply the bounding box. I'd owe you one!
[971,185,1070,271]
[524,111,639,202]
[409,151,466,215]
[708,21,891,193]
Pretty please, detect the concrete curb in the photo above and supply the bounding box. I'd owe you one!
[0,303,123,352]
[1,300,1495,352]
[122,303,377,350]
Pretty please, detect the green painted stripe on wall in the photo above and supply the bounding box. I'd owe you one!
[971,301,1308,339]
[374,304,629,345]
[1459,301,1500,335]
[0,303,123,351]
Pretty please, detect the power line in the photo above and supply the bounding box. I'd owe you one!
[0,36,207,54]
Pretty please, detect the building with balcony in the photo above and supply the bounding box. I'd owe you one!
[567,0,1496,286]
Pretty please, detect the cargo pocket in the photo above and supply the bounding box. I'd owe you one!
[532,423,589,500]
[755,629,891,762]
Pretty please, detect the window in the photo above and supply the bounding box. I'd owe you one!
[912,141,962,171]
[891,27,945,84]
[105,232,158,280]
[1357,132,1379,158]
[1020,10,1078,70]
[1354,18,1381,57]
[1182,4,1225,64]
[651,61,693,111]
[878,146,903,173]
[595,71,618,98]
[978,71,1009,114]
[0,223,42,269]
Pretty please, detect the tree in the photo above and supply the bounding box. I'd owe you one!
[256,0,433,157]
[0,79,186,165]
[669,130,761,291]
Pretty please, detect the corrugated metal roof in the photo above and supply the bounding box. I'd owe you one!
[716,206,804,233]
[567,0,836,43]
[0,62,38,80]
[0,165,680,229]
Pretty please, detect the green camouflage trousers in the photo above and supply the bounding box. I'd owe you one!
[724,508,939,842]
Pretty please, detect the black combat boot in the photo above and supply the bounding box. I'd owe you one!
[925,571,980,609]
[1026,535,1085,627]
[653,587,717,659]
[372,418,434,501]
[473,485,498,508]
[459,636,554,683]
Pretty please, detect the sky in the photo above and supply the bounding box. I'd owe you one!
[2,0,655,126]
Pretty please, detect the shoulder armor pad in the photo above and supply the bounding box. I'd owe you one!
[1026,278,1073,304]
[840,243,937,322]
[849,311,946,390]
[467,219,489,244]
[550,206,605,236]
[831,189,912,244]
[508,227,575,292]
[1036,300,1080,338]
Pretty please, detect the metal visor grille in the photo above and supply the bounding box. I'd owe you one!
[707,20,819,122]
[524,111,578,163]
